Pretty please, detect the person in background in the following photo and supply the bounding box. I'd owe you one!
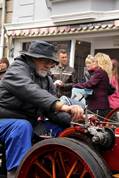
[0,41,84,178]
[0,58,9,79]
[83,54,94,82]
[108,59,119,119]
[68,54,94,108]
[73,52,112,120]
[95,52,112,79]
[50,49,77,97]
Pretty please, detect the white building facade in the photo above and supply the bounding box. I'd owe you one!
[4,0,119,79]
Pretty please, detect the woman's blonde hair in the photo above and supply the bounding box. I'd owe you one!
[94,52,112,79]
[85,55,94,64]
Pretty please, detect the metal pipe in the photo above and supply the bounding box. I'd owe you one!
[69,39,76,68]
[0,0,6,58]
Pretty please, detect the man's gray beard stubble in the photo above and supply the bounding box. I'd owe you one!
[37,70,48,77]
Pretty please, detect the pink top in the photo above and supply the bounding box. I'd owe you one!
[108,76,119,109]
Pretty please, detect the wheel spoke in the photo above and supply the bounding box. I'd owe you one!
[47,155,57,178]
[52,159,56,178]
[56,151,67,176]
[66,160,77,178]
[32,171,42,178]
[80,168,88,178]
[34,160,52,177]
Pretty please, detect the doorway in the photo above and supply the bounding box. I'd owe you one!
[74,41,91,82]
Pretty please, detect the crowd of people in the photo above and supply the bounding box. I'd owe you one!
[0,40,119,178]
[74,53,113,119]
[51,49,119,120]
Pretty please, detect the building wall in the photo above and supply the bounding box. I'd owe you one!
[12,0,34,23]
[0,3,2,25]
[94,37,119,50]
[115,0,119,9]
[91,0,114,11]
[3,0,13,57]
[12,0,119,25]
[0,0,2,43]
[34,0,51,22]
[12,0,52,24]
[5,0,13,23]
[5,0,119,65]
[51,0,114,15]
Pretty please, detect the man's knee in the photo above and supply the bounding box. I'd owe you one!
[11,119,33,138]
[17,120,33,132]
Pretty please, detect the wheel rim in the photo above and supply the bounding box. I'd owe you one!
[16,139,96,178]
[104,108,119,126]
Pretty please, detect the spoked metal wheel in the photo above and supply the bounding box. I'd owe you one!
[16,138,111,178]
[104,108,119,127]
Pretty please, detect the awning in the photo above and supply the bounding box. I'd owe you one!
[6,20,119,38]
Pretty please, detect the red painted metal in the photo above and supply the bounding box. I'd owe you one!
[59,108,119,173]
[103,127,119,171]
[103,107,119,126]
[15,108,119,177]
[59,126,85,137]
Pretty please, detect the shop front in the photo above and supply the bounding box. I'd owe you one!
[5,19,119,80]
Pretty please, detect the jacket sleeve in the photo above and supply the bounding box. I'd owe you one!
[2,61,58,112]
[74,70,103,89]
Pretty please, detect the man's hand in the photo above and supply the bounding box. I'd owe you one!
[61,105,84,121]
[54,80,64,86]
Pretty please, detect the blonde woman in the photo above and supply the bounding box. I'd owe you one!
[84,55,95,82]
[74,52,111,119]
[95,53,115,96]
[94,52,112,79]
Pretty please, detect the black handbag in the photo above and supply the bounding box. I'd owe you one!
[108,84,115,95]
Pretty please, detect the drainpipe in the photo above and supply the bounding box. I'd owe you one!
[0,0,6,58]
[69,39,76,68]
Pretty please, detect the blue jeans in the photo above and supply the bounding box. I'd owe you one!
[0,119,33,171]
[60,95,86,109]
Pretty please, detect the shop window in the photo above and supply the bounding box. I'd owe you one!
[22,42,31,51]
[74,41,91,82]
[22,41,71,53]
[95,49,119,61]
[50,40,71,53]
